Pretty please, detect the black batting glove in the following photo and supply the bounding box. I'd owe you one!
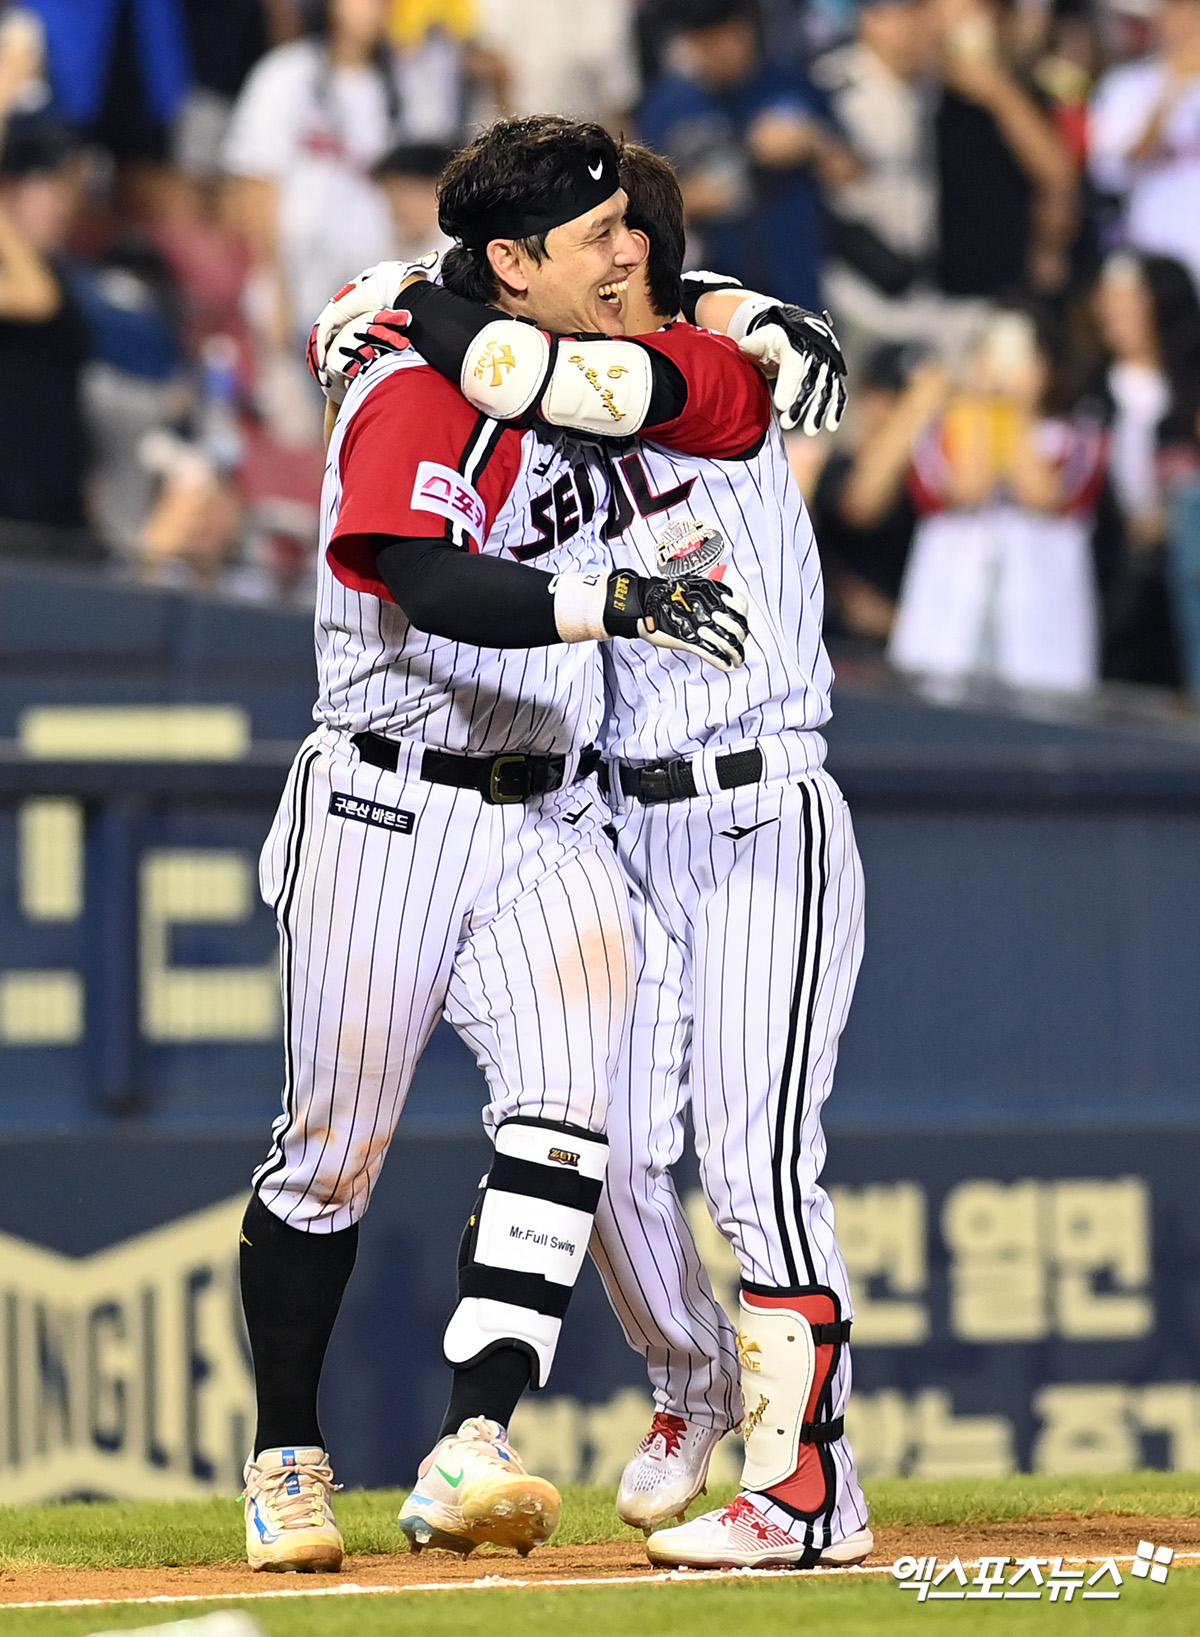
[602,570,750,672]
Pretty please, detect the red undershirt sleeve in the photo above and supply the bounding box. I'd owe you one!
[636,323,772,460]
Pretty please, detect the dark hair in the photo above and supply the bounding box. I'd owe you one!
[651,0,758,31]
[1139,254,1200,437]
[374,141,454,181]
[438,115,617,303]
[860,339,931,393]
[0,116,80,178]
[306,0,402,133]
[619,143,685,320]
[1068,252,1200,439]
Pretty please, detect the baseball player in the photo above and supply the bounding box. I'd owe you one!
[239,119,756,1574]
[316,141,871,1571]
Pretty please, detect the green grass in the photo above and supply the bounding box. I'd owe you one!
[1,1474,1199,1573]
[2,1574,1200,1637]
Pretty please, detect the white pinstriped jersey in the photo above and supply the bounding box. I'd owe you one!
[315,345,608,756]
[589,418,833,765]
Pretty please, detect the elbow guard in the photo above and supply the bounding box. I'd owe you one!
[541,339,654,437]
[459,322,655,438]
[460,319,553,420]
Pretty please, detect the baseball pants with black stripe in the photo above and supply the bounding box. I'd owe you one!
[589,765,868,1548]
[254,728,633,1233]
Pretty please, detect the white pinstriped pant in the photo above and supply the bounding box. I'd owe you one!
[590,766,868,1546]
[254,730,633,1233]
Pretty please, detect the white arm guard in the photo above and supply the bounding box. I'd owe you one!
[457,322,655,438]
[459,319,553,419]
[541,339,655,437]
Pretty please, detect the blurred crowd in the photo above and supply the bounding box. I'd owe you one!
[0,0,1199,695]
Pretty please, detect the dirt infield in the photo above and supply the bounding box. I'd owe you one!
[6,1516,1200,1607]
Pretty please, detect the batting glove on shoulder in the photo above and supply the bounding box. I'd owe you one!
[604,570,750,672]
[319,308,414,397]
[307,253,440,394]
[730,298,847,435]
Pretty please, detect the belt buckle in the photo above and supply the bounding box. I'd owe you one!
[487,754,531,804]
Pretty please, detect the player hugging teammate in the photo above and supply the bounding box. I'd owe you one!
[243,113,871,1575]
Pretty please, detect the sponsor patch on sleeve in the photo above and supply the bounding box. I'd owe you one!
[329,791,415,834]
[411,461,487,545]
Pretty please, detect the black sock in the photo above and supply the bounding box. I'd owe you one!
[239,1192,359,1456]
[439,1346,533,1439]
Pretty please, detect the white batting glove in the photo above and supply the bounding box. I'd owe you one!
[728,296,847,435]
[306,253,440,396]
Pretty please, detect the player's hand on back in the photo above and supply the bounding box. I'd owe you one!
[306,254,440,396]
[603,571,750,672]
[317,309,415,399]
[733,302,847,435]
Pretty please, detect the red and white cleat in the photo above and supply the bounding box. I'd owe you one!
[645,1492,873,1569]
[617,1413,725,1533]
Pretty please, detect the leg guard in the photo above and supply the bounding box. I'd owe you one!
[443,1117,608,1388]
[737,1285,851,1517]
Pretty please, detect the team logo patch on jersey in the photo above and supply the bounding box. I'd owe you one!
[412,461,487,545]
[329,791,415,834]
[655,518,726,580]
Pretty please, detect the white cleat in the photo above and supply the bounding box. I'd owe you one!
[243,1446,344,1572]
[645,1492,873,1570]
[398,1416,562,1557]
[617,1413,725,1533]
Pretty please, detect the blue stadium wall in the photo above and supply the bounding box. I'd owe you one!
[1,562,1198,1501]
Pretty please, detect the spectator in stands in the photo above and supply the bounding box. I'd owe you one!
[933,0,1078,299]
[1089,0,1200,294]
[889,303,1106,692]
[374,140,452,258]
[1083,250,1200,686]
[474,0,639,129]
[175,1,302,180]
[814,341,943,642]
[811,0,943,362]
[639,0,859,309]
[223,0,464,355]
[25,0,193,210]
[0,116,93,552]
[75,238,184,561]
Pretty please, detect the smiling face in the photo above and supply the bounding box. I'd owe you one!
[486,190,645,336]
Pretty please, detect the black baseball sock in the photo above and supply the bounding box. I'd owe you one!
[439,1346,533,1439]
[239,1191,359,1456]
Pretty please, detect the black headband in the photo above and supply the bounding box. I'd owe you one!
[459,144,622,250]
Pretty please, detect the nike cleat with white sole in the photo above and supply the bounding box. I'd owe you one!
[617,1413,726,1533]
[398,1416,562,1557]
[645,1492,873,1569]
[243,1446,344,1572]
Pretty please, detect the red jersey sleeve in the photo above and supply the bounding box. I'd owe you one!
[636,323,772,459]
[328,364,523,601]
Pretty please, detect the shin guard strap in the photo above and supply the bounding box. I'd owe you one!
[809,1321,851,1345]
[799,1415,844,1445]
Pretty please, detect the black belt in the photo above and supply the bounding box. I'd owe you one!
[353,731,600,806]
[600,747,764,805]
